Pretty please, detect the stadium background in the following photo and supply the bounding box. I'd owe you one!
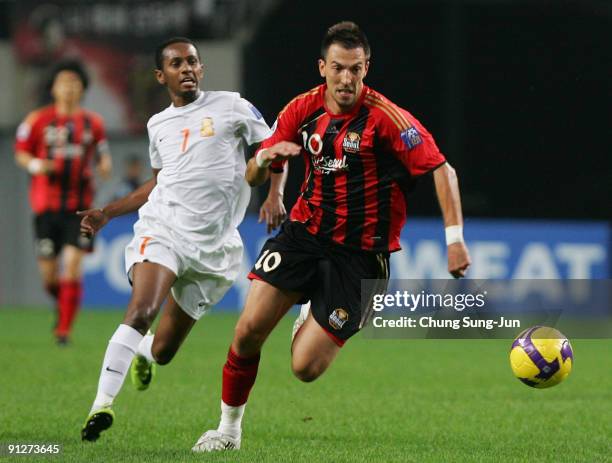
[0,0,608,308]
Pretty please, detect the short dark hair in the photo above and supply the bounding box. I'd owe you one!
[155,37,200,70]
[321,21,371,60]
[49,60,89,89]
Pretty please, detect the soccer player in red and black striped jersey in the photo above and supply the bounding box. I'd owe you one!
[14,60,112,345]
[193,22,471,452]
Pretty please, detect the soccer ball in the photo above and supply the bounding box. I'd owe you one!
[509,326,573,388]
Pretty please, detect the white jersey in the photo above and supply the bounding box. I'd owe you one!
[141,91,271,250]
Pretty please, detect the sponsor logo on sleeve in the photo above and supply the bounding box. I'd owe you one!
[400,126,422,150]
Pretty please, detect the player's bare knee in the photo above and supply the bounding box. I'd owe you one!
[292,363,322,383]
[234,320,268,352]
[291,357,323,383]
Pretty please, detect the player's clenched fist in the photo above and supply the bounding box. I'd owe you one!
[76,208,109,237]
[448,242,471,278]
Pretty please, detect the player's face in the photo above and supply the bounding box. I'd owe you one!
[319,44,369,113]
[156,43,204,104]
[51,70,84,105]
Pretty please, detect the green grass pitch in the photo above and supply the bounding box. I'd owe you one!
[1,307,611,462]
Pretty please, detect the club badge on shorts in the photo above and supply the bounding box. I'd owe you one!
[201,117,215,137]
[36,238,55,257]
[329,308,349,330]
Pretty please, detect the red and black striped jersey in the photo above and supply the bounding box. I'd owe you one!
[258,84,446,253]
[15,105,108,214]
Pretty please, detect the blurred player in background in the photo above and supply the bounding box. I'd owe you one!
[193,21,471,452]
[14,60,112,345]
[77,37,271,442]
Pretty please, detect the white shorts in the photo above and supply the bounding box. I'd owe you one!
[124,218,243,320]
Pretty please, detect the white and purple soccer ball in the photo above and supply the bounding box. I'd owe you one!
[509,326,573,388]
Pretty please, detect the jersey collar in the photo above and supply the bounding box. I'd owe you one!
[170,91,206,112]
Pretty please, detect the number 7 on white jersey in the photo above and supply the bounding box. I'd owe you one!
[181,128,190,153]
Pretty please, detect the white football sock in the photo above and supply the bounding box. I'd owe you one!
[137,332,155,364]
[217,401,245,438]
[91,324,143,412]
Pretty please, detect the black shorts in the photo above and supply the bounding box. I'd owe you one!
[248,221,389,345]
[34,211,93,258]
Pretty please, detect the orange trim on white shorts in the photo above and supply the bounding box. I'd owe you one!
[139,237,152,255]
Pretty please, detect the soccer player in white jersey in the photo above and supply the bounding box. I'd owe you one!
[78,37,272,442]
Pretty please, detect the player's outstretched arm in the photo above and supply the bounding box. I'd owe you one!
[78,168,160,236]
[245,141,301,187]
[433,163,471,278]
[259,162,289,233]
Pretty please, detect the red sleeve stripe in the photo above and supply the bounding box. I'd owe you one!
[278,86,320,119]
[364,95,412,131]
[365,92,409,122]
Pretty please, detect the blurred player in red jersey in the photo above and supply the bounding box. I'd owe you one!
[14,60,112,345]
[193,22,471,452]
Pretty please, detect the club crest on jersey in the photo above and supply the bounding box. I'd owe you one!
[200,117,215,137]
[400,126,422,149]
[329,308,349,330]
[342,132,361,153]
